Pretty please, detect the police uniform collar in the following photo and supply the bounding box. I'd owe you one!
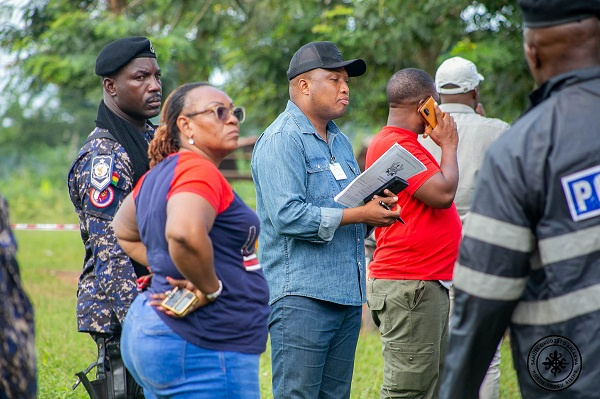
[528,65,600,108]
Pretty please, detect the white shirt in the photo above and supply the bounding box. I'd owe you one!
[418,103,510,223]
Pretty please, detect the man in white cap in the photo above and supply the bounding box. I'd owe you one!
[419,56,509,399]
[420,56,509,223]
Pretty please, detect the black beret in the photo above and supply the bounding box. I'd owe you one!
[518,0,600,28]
[95,36,157,76]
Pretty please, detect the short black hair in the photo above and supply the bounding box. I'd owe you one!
[386,68,436,105]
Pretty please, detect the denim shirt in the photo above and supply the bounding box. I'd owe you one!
[251,100,368,306]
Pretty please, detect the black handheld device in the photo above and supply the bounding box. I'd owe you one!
[363,176,409,204]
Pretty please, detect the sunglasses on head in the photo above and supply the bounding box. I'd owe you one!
[185,105,246,124]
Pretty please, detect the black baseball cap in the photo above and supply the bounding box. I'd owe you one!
[518,0,600,28]
[287,41,366,81]
[95,36,157,76]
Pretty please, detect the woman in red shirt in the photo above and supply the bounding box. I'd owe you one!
[113,82,269,398]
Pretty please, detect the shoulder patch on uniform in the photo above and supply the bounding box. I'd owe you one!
[90,154,114,191]
[561,164,600,222]
[111,171,120,186]
[89,187,115,208]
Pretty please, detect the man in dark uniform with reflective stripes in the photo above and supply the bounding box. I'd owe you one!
[67,36,162,398]
[440,1,600,398]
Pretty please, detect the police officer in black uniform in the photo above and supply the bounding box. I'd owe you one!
[68,36,162,398]
[440,1,600,398]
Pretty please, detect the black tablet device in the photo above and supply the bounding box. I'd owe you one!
[363,176,409,204]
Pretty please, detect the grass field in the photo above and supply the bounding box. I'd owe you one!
[15,230,522,398]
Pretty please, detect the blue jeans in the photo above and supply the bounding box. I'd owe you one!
[121,294,260,399]
[269,295,362,399]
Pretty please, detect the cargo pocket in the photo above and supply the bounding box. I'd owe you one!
[383,342,435,393]
[367,293,388,333]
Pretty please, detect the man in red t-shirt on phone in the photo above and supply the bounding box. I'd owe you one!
[365,68,461,399]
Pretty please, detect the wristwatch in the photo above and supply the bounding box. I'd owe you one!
[205,280,223,301]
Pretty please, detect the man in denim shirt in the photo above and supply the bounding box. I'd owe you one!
[252,41,400,399]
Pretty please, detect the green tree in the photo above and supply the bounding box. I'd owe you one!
[1,0,531,146]
[444,2,531,122]
[0,0,534,224]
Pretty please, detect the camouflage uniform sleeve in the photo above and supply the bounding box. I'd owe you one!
[0,195,36,398]
[70,138,138,326]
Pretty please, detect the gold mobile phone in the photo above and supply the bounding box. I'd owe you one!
[161,286,199,317]
[418,95,438,129]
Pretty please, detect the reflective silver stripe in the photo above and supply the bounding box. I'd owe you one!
[464,213,535,253]
[453,263,527,301]
[512,284,600,325]
[538,225,600,265]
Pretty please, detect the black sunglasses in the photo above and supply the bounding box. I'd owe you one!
[185,105,246,124]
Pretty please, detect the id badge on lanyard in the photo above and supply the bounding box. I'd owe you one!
[330,162,347,180]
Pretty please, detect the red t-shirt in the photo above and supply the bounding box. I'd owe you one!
[365,126,461,280]
[131,151,269,354]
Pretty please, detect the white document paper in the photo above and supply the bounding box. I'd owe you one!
[334,143,426,208]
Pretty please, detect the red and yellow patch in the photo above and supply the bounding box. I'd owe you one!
[89,187,115,208]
